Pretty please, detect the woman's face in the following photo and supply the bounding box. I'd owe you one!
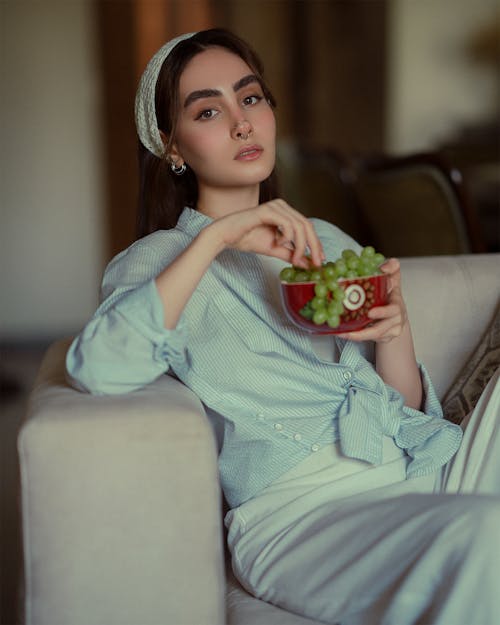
[170,46,276,197]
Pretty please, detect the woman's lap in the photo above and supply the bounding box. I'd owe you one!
[230,491,500,624]
[226,368,500,624]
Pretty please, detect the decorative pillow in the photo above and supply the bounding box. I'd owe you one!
[442,301,500,425]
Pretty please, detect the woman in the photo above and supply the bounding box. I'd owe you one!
[67,28,499,625]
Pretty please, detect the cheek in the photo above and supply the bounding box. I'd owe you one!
[260,107,276,138]
[261,111,276,162]
[176,125,224,163]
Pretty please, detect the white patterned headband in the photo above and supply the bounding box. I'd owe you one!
[134,32,197,158]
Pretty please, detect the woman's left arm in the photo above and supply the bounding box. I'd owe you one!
[337,258,423,410]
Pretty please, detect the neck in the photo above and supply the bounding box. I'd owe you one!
[196,184,260,219]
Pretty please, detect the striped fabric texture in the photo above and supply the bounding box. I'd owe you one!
[66,207,462,508]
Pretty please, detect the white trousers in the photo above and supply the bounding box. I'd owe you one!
[225,368,500,625]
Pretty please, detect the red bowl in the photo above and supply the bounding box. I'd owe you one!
[280,274,389,334]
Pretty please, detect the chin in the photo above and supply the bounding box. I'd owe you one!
[239,160,275,183]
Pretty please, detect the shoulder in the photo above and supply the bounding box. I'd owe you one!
[101,228,189,300]
[118,229,188,260]
[309,217,363,258]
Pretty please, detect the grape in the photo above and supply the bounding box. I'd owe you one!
[361,245,375,258]
[294,271,310,282]
[342,249,357,260]
[314,282,328,298]
[312,309,328,325]
[281,244,386,327]
[299,302,314,319]
[332,287,345,302]
[327,313,341,328]
[310,296,327,310]
[322,265,336,280]
[347,256,360,271]
[280,246,385,285]
[335,259,347,276]
[358,258,375,276]
[327,300,345,316]
[280,267,296,282]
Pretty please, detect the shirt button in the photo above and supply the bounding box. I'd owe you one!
[293,433,302,441]
[311,443,320,452]
[343,371,352,381]
[274,423,284,431]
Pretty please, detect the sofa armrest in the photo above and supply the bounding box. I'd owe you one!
[18,339,225,625]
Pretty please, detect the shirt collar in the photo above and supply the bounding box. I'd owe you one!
[176,206,213,238]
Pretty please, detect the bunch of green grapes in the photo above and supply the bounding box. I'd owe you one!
[279,246,386,328]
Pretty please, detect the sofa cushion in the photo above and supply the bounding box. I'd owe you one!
[226,568,325,625]
[442,301,500,424]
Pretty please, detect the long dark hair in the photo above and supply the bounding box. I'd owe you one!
[137,28,279,239]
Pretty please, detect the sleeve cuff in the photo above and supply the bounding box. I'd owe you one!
[417,362,443,419]
[113,279,189,365]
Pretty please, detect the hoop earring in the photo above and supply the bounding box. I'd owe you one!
[170,162,186,176]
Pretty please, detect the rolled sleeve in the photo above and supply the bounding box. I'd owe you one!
[418,362,443,418]
[66,280,188,395]
[393,363,463,477]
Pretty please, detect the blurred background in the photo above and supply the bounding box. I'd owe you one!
[1,0,499,345]
[0,2,499,622]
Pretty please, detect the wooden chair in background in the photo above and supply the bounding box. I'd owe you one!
[277,146,370,245]
[350,152,486,257]
[279,146,487,257]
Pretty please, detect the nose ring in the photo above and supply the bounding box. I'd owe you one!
[234,120,251,140]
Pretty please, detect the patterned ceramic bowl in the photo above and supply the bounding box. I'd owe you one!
[280,273,389,334]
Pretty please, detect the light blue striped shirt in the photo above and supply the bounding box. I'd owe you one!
[66,207,462,508]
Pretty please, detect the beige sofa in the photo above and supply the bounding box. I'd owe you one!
[18,254,499,625]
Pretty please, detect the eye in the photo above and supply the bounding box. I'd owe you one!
[195,108,218,121]
[242,94,262,107]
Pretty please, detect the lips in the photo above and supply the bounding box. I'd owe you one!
[235,145,263,161]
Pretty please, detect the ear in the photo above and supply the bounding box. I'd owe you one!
[159,130,184,166]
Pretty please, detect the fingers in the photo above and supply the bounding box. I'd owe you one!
[337,316,403,343]
[218,198,324,266]
[338,291,407,343]
[261,200,324,267]
[380,257,401,293]
[380,257,400,273]
[367,300,402,321]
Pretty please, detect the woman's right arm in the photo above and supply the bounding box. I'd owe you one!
[67,200,323,394]
[65,237,190,395]
[154,224,225,329]
[67,227,225,395]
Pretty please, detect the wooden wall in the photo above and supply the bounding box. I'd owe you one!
[215,0,387,151]
[96,0,387,258]
[95,0,214,259]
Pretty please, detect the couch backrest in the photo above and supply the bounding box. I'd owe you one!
[400,254,499,399]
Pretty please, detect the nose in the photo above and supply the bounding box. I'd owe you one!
[231,119,252,141]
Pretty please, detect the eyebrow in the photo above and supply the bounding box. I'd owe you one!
[183,74,259,108]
